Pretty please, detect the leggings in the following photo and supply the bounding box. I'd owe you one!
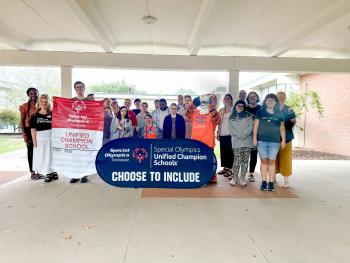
[249,148,258,174]
[24,127,33,172]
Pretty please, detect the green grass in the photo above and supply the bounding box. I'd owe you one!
[0,135,25,154]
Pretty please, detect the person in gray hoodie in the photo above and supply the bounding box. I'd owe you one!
[228,100,254,186]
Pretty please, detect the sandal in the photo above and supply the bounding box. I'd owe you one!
[217,168,228,175]
[224,170,233,178]
[31,172,45,180]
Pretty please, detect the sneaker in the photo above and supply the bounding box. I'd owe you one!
[80,176,89,183]
[248,174,255,182]
[260,181,267,191]
[229,179,238,186]
[239,180,247,186]
[51,172,59,181]
[210,175,217,183]
[70,178,79,184]
[267,182,275,192]
[44,174,53,183]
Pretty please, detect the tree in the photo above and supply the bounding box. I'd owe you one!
[0,66,60,111]
[0,109,20,133]
[286,90,324,118]
[286,90,324,132]
[89,80,137,94]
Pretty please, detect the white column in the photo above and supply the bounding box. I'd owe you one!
[228,70,239,100]
[61,66,72,98]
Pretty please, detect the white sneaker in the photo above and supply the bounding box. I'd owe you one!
[229,179,238,186]
[239,180,247,186]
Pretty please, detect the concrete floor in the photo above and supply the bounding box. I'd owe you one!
[1,150,350,263]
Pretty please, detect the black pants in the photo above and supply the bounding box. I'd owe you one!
[24,127,33,172]
[219,135,234,168]
[249,148,258,173]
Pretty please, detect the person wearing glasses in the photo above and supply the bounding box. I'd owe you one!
[246,91,262,183]
[276,91,296,188]
[228,100,254,186]
[253,94,286,192]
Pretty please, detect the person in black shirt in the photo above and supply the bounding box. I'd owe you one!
[30,94,58,183]
[246,91,262,183]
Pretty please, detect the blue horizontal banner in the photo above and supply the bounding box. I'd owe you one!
[95,138,217,188]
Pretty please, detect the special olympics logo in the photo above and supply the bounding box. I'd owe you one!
[72,100,86,113]
[132,148,148,163]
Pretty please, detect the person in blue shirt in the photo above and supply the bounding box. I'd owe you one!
[276,91,296,188]
[253,93,286,192]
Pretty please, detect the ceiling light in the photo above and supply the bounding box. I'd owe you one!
[143,15,157,24]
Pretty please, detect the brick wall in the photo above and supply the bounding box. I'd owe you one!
[300,74,350,156]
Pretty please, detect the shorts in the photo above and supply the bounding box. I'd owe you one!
[257,141,280,160]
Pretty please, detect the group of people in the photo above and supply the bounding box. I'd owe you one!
[20,81,296,192]
[217,90,296,191]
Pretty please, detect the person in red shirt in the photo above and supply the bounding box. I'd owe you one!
[186,94,220,183]
[19,87,42,180]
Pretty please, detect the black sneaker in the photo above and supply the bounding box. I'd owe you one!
[51,172,59,181]
[248,174,255,182]
[70,178,79,183]
[260,181,267,191]
[267,182,275,192]
[44,174,53,183]
[80,176,89,183]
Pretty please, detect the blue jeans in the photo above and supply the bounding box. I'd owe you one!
[257,141,280,160]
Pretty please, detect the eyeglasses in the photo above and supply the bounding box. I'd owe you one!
[236,105,244,108]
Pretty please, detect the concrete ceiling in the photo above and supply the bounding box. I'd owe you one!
[1,0,350,58]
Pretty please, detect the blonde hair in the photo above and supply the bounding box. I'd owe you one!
[35,94,52,113]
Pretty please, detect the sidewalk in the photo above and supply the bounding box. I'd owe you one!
[1,160,350,263]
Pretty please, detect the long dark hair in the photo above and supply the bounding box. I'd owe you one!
[246,91,260,104]
[262,93,280,113]
[224,93,233,103]
[117,106,129,120]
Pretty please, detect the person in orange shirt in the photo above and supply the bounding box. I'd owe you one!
[141,114,159,139]
[19,87,43,180]
[186,94,220,183]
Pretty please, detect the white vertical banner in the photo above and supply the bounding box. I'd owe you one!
[51,97,104,178]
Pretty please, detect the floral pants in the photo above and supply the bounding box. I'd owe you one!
[232,148,250,182]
